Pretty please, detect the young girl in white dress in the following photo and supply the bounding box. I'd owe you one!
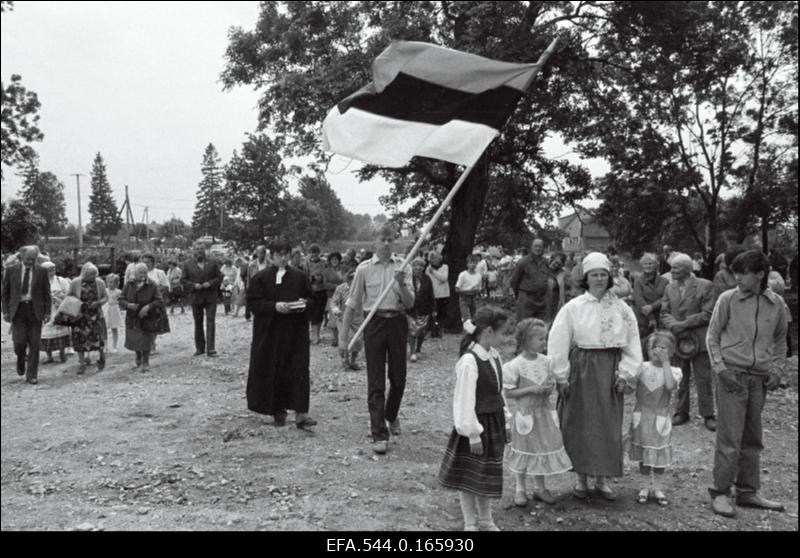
[503,318,572,506]
[104,274,123,352]
[625,330,681,506]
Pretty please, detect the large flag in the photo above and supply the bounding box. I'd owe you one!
[321,41,542,168]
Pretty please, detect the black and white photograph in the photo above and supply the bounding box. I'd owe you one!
[1,1,797,535]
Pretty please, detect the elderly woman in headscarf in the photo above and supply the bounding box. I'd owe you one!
[40,261,72,363]
[119,262,164,372]
[67,262,108,374]
[548,252,642,501]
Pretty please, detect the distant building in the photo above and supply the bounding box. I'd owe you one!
[558,208,611,255]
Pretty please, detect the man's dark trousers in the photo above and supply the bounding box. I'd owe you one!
[13,301,42,381]
[192,300,217,354]
[364,314,408,442]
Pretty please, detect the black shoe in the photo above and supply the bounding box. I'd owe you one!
[26,377,38,385]
[296,418,317,431]
[274,413,287,427]
[672,414,690,426]
[207,351,218,357]
[193,350,205,357]
[97,358,106,371]
[704,417,717,432]
[17,367,25,376]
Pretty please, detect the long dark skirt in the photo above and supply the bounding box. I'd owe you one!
[438,410,507,498]
[557,347,624,477]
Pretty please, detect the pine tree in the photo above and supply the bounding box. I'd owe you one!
[18,156,67,241]
[192,143,224,238]
[87,152,122,244]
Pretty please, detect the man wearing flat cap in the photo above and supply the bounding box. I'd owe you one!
[660,252,717,431]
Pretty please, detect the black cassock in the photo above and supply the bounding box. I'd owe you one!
[246,265,314,415]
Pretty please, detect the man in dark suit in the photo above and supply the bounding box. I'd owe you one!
[661,252,717,431]
[181,246,223,357]
[1,245,52,384]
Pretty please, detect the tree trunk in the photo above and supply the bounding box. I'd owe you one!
[442,155,490,330]
[761,215,769,253]
[707,200,717,273]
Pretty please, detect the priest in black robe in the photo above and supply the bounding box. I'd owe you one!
[246,241,317,430]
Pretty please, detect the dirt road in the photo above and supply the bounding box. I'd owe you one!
[2,311,797,531]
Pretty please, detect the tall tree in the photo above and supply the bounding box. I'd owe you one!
[87,152,122,244]
[298,173,353,242]
[571,2,798,264]
[1,198,43,252]
[2,1,43,179]
[192,143,225,238]
[224,133,287,243]
[222,1,597,326]
[18,157,67,241]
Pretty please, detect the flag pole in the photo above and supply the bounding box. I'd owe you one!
[347,35,561,352]
[347,157,480,352]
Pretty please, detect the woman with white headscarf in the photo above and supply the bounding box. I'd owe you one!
[548,252,643,501]
[67,262,108,374]
[40,261,72,363]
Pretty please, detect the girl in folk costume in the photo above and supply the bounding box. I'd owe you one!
[625,331,681,506]
[439,307,510,531]
[503,319,572,507]
[548,252,642,501]
[104,274,123,352]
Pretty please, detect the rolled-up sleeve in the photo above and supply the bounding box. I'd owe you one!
[345,265,366,310]
[453,354,483,444]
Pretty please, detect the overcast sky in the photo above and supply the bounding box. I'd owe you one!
[1,1,604,228]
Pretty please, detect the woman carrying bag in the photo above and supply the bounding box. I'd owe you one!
[120,263,164,372]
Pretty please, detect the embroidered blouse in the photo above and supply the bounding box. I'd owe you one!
[452,343,508,444]
[547,290,643,382]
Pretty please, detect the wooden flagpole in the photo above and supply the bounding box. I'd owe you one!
[347,35,561,351]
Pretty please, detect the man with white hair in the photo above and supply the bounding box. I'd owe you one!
[660,252,717,430]
[1,245,51,384]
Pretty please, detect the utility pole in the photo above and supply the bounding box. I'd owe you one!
[71,173,85,249]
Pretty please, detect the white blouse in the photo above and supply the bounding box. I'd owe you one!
[452,343,508,444]
[547,290,643,382]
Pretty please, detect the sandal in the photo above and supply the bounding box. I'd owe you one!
[653,490,669,506]
[572,483,589,500]
[636,488,650,504]
[513,490,528,507]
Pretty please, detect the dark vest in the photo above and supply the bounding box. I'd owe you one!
[469,349,505,414]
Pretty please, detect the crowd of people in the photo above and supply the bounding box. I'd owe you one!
[1,231,795,530]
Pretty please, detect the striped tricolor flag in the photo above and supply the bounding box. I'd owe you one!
[321,41,541,168]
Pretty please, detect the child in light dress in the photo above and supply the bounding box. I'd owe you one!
[104,274,123,352]
[438,307,510,531]
[503,318,572,506]
[231,275,246,317]
[221,276,234,315]
[625,330,681,506]
[329,267,363,370]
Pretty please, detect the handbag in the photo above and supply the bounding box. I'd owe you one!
[57,295,83,318]
[138,305,163,333]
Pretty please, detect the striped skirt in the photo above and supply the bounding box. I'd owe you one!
[438,410,507,498]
